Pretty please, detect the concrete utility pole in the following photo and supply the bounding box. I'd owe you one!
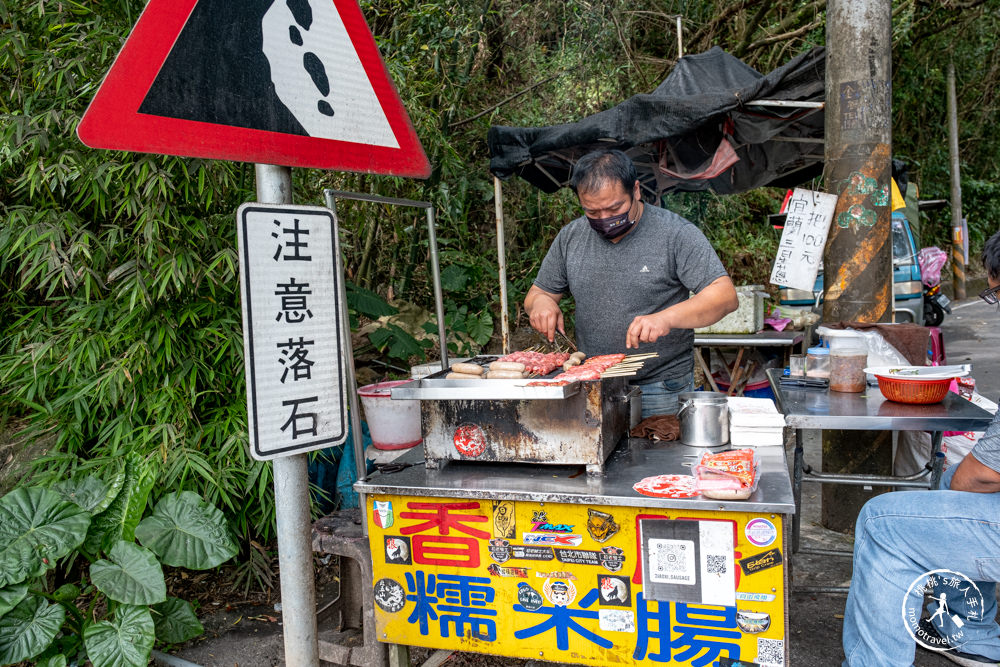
[947,62,966,300]
[821,0,894,531]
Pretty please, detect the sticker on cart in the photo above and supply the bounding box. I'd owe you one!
[755,637,785,666]
[737,591,777,602]
[597,575,631,606]
[736,610,772,634]
[718,659,761,667]
[373,500,393,528]
[516,583,544,611]
[598,609,636,633]
[372,578,405,613]
[453,423,486,457]
[488,538,512,564]
[599,546,626,572]
[632,474,699,498]
[739,548,783,576]
[554,548,600,566]
[492,500,516,538]
[745,518,777,547]
[587,508,620,543]
[383,536,411,565]
[486,563,528,578]
[648,538,696,584]
[542,578,577,606]
[523,532,583,546]
[511,545,554,561]
[535,570,576,580]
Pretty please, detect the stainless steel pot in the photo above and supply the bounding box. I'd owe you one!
[677,391,729,447]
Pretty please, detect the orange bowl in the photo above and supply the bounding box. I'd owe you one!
[875,375,951,404]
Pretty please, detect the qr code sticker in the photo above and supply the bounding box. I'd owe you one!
[706,554,727,574]
[648,538,695,584]
[755,637,785,666]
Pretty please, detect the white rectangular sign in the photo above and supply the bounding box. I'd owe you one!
[237,204,348,460]
[769,188,838,292]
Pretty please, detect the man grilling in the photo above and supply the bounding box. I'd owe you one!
[524,149,738,418]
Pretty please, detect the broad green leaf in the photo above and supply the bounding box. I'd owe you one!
[136,492,236,570]
[37,653,68,667]
[0,487,91,588]
[83,605,154,667]
[90,541,165,605]
[0,595,66,665]
[52,583,80,603]
[345,283,397,317]
[0,583,28,617]
[54,473,121,514]
[439,264,470,291]
[84,454,155,557]
[151,597,203,644]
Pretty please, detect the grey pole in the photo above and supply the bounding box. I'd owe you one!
[255,163,320,667]
[947,62,966,300]
[494,176,510,354]
[426,207,449,369]
[820,0,894,532]
[322,192,368,529]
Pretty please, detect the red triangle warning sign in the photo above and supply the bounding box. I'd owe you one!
[78,0,430,177]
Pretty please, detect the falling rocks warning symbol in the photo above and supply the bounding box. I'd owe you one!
[78,0,430,176]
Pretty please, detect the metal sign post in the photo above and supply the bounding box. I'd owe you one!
[245,164,322,666]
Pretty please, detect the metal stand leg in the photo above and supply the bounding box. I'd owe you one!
[792,429,804,554]
[387,644,410,667]
[929,431,944,489]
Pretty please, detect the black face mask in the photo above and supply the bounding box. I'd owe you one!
[586,197,637,240]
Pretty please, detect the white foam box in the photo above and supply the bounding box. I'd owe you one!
[695,285,767,334]
[727,397,786,428]
[730,427,785,448]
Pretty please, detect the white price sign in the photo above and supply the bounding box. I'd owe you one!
[237,204,348,460]
[769,188,838,292]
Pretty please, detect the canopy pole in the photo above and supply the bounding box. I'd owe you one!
[494,176,510,354]
[676,16,683,57]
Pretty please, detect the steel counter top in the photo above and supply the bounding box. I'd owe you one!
[766,368,994,431]
[695,331,804,347]
[356,437,795,514]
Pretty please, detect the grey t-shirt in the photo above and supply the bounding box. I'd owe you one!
[533,204,728,383]
[971,409,1000,474]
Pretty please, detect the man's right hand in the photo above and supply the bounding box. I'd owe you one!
[524,285,564,342]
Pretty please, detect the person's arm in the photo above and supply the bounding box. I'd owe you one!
[626,276,739,348]
[525,284,565,342]
[950,453,1000,493]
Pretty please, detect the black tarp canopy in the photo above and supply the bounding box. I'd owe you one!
[488,46,826,199]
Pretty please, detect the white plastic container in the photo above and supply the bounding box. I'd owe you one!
[359,380,422,450]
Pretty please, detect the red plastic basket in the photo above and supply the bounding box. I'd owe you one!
[876,375,951,404]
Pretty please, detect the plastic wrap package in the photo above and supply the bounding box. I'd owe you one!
[693,449,760,500]
[817,326,908,370]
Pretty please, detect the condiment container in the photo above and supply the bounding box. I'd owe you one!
[829,348,867,392]
[806,346,830,378]
[789,354,806,377]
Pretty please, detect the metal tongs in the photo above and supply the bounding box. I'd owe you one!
[555,328,578,351]
[778,376,829,389]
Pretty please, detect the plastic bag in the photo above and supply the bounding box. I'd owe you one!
[918,247,947,287]
[693,449,760,500]
[817,326,908,368]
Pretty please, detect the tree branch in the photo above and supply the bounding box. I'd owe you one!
[448,72,565,129]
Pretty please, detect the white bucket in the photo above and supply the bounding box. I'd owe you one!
[358,380,422,451]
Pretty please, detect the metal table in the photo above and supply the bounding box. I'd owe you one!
[356,438,795,667]
[695,331,804,395]
[765,368,994,555]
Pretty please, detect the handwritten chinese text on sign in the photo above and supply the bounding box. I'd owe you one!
[769,189,838,292]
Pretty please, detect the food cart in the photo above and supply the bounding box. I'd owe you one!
[354,363,795,667]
